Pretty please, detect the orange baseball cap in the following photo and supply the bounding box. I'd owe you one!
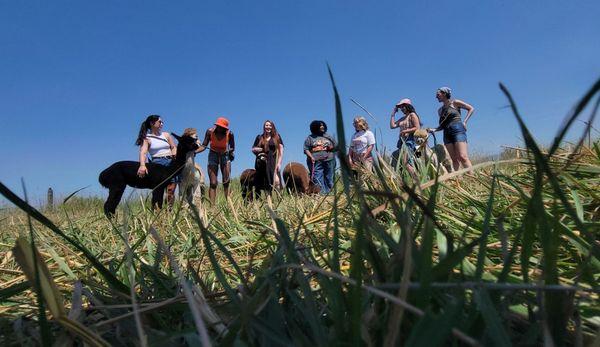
[214,117,229,129]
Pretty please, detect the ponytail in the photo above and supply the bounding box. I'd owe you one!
[135,115,160,146]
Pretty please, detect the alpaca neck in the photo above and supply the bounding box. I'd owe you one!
[168,148,187,171]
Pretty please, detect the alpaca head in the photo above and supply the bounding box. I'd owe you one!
[255,152,267,172]
[171,133,200,162]
[413,129,429,147]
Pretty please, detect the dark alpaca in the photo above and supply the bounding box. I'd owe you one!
[99,133,199,216]
[240,169,256,201]
[240,153,268,201]
[283,162,321,195]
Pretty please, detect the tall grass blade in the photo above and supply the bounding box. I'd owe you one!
[474,289,511,346]
[62,185,90,204]
[327,63,351,197]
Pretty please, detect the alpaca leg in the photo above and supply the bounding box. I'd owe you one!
[166,183,176,206]
[104,185,126,217]
[152,187,165,210]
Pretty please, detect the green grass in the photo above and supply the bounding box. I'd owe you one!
[0,77,599,346]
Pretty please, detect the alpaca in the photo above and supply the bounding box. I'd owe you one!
[413,129,453,174]
[179,152,206,204]
[240,153,267,201]
[99,133,199,216]
[282,162,321,195]
[240,168,256,201]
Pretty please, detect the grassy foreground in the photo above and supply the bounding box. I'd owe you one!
[1,78,599,346]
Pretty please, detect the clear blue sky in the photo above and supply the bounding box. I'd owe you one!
[1,1,599,203]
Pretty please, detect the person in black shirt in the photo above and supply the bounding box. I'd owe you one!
[251,120,284,195]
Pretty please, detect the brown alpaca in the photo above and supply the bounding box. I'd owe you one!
[240,168,256,201]
[282,162,321,195]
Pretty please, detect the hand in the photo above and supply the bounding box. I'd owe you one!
[228,150,235,162]
[137,166,148,178]
[427,128,435,134]
[308,155,315,163]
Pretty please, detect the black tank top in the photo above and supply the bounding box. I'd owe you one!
[439,103,462,129]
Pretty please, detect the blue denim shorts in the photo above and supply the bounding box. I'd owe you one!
[397,137,416,151]
[208,150,230,167]
[443,121,467,144]
[151,156,180,183]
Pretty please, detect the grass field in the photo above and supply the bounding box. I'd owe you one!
[1,78,599,346]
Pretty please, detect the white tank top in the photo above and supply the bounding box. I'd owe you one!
[147,133,172,158]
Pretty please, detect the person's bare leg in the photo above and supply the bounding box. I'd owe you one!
[208,165,218,205]
[222,161,231,199]
[445,143,460,171]
[455,141,472,169]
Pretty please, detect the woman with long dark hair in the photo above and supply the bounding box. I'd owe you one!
[390,99,421,173]
[303,120,337,194]
[427,87,475,170]
[252,120,284,194]
[136,114,178,205]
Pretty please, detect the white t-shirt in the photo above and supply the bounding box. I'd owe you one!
[350,130,375,157]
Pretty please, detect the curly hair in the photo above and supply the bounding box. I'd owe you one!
[309,120,327,135]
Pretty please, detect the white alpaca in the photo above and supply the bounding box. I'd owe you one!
[413,129,453,175]
[179,152,205,204]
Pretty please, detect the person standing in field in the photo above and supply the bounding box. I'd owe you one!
[135,114,178,206]
[252,120,284,194]
[390,98,421,174]
[427,87,475,170]
[304,120,337,194]
[348,116,376,175]
[197,117,235,204]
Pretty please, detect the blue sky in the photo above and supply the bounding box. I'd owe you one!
[1,1,599,203]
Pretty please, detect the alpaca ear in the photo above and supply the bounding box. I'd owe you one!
[171,133,181,141]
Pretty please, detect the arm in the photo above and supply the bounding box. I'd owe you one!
[304,137,315,162]
[137,139,149,177]
[196,129,211,153]
[228,132,235,153]
[165,132,177,156]
[390,106,399,129]
[252,135,262,154]
[348,147,354,166]
[362,144,375,160]
[277,144,284,170]
[428,109,444,133]
[304,149,315,162]
[454,99,475,125]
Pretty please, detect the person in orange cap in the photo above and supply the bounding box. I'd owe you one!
[197,117,235,204]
